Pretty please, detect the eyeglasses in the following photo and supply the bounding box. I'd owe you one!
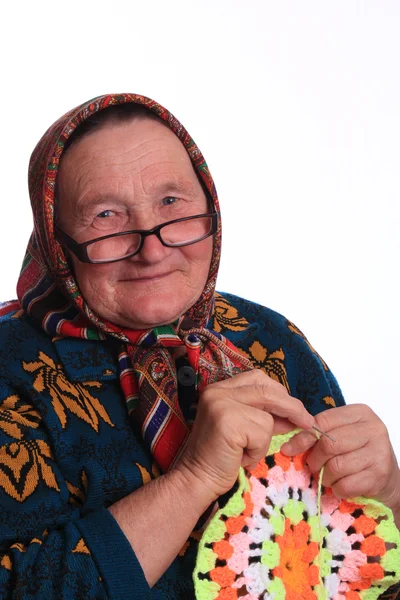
[55,212,219,264]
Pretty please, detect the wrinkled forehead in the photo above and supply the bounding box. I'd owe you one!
[57,116,209,203]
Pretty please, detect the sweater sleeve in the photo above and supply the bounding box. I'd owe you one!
[0,377,151,600]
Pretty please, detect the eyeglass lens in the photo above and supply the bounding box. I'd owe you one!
[86,216,213,263]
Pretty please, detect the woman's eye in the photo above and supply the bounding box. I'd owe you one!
[162,196,178,206]
[97,210,114,218]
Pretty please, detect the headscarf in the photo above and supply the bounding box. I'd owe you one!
[17,93,253,472]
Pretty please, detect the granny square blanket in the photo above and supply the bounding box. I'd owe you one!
[194,431,400,600]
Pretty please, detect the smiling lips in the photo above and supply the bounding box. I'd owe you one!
[120,271,173,282]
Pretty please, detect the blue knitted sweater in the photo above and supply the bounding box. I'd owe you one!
[0,291,369,599]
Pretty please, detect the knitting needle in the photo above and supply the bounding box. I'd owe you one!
[313,425,336,442]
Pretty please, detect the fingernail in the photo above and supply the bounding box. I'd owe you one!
[306,414,316,427]
[280,442,292,456]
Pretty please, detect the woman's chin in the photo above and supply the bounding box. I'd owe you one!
[112,296,191,330]
[87,274,206,330]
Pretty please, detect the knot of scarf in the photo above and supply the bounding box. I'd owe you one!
[118,324,254,472]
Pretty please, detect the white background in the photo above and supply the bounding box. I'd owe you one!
[1,2,399,459]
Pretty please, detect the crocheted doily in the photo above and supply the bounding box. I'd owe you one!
[194,430,400,600]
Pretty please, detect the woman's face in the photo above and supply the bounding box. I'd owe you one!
[56,117,213,330]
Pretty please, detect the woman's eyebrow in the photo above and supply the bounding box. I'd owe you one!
[76,179,199,214]
[145,178,198,197]
[76,194,128,214]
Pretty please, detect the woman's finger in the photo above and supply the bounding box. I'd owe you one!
[305,424,370,473]
[232,402,275,434]
[237,407,293,438]
[280,429,317,456]
[320,447,372,488]
[331,468,379,500]
[240,421,274,469]
[281,404,378,456]
[272,417,295,436]
[231,383,314,429]
[315,403,373,431]
[214,370,314,429]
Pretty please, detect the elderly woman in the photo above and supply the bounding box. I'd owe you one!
[0,93,398,600]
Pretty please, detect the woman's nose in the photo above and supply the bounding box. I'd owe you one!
[135,232,173,263]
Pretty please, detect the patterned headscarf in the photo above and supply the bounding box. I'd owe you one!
[17,93,252,472]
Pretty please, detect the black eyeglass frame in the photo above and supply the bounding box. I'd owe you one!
[55,212,220,264]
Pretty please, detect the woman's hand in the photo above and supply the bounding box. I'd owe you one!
[175,370,315,503]
[280,404,400,516]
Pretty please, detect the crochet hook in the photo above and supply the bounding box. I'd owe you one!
[313,425,336,442]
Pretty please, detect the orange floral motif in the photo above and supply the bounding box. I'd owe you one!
[0,439,59,502]
[23,352,113,432]
[273,519,319,600]
[213,293,250,333]
[323,396,336,407]
[66,470,88,506]
[0,530,45,570]
[245,343,290,392]
[72,539,90,555]
[0,394,41,440]
[135,463,152,486]
[9,535,44,552]
[0,555,11,570]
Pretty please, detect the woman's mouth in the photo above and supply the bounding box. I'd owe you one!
[119,272,173,282]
